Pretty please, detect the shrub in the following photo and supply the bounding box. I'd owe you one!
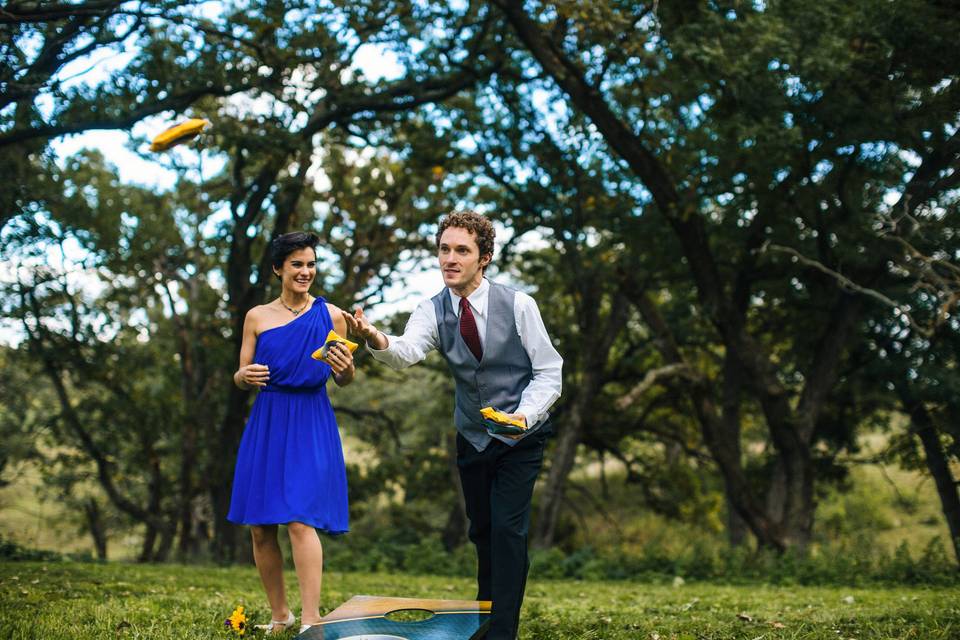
[0,536,62,562]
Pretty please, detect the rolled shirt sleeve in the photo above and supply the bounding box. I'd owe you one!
[513,291,563,428]
[366,299,439,369]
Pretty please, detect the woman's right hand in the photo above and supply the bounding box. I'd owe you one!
[237,363,270,388]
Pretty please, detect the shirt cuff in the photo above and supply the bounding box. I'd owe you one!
[516,405,541,429]
[365,335,393,359]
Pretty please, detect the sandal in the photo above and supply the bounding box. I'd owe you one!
[254,611,296,634]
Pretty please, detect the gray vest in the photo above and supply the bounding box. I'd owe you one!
[432,281,534,451]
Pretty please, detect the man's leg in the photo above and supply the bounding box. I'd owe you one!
[457,433,496,600]
[486,430,546,640]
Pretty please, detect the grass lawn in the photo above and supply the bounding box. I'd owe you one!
[0,560,957,639]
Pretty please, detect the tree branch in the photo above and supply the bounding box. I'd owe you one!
[762,241,931,337]
[616,362,697,410]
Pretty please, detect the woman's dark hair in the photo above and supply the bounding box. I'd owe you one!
[270,231,319,278]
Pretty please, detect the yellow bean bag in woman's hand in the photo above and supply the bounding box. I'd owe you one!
[311,330,359,363]
[480,406,528,436]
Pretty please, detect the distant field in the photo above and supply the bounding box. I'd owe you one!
[2,445,953,563]
[0,462,112,557]
[0,560,958,639]
[565,443,954,563]
[0,433,377,561]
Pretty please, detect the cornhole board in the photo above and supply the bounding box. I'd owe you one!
[297,595,491,640]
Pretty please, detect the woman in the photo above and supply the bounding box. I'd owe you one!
[228,231,355,634]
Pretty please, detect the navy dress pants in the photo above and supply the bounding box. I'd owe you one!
[457,425,549,640]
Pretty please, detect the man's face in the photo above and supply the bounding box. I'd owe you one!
[438,226,489,291]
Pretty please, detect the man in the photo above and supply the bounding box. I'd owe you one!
[347,211,563,640]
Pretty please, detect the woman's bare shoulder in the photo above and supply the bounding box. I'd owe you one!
[325,301,344,315]
[326,302,348,332]
[244,303,276,327]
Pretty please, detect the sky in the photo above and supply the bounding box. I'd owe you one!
[2,30,538,345]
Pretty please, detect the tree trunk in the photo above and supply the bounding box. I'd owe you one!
[154,526,175,563]
[212,385,251,562]
[176,412,198,558]
[209,174,283,562]
[534,396,585,548]
[176,395,199,558]
[780,449,815,550]
[139,524,157,563]
[901,389,960,566]
[83,498,108,560]
[631,288,785,549]
[762,437,815,550]
[765,461,787,524]
[177,494,196,558]
[441,430,468,551]
[721,354,748,547]
[726,499,749,547]
[142,444,175,562]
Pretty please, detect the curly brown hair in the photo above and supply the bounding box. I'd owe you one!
[436,211,496,265]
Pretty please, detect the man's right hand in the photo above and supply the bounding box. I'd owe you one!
[345,307,388,349]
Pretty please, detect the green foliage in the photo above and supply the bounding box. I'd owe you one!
[464,0,960,552]
[4,0,960,564]
[0,537,62,563]
[818,480,896,539]
[526,537,960,587]
[323,534,475,577]
[3,0,519,559]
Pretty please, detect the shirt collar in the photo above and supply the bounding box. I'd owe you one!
[449,277,489,318]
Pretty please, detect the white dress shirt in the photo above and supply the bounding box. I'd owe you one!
[368,278,563,428]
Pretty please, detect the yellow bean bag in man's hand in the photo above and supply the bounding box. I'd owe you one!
[311,330,359,363]
[480,406,529,436]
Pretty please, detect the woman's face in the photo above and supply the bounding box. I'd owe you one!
[275,247,317,295]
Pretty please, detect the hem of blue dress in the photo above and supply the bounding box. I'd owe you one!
[227,516,348,536]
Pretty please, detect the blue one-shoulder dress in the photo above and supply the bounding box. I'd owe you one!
[227,298,348,534]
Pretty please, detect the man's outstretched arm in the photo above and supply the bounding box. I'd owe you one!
[346,300,438,370]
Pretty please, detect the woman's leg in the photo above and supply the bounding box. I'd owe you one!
[287,521,324,626]
[250,525,292,624]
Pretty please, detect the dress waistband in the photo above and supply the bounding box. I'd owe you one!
[260,385,323,395]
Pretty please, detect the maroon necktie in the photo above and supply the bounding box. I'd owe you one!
[459,297,483,361]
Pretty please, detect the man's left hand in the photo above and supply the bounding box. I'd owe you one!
[503,413,527,440]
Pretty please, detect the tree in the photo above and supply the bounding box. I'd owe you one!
[491,0,960,549]
[4,0,511,560]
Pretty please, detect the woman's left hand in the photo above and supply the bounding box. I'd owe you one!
[326,342,355,378]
